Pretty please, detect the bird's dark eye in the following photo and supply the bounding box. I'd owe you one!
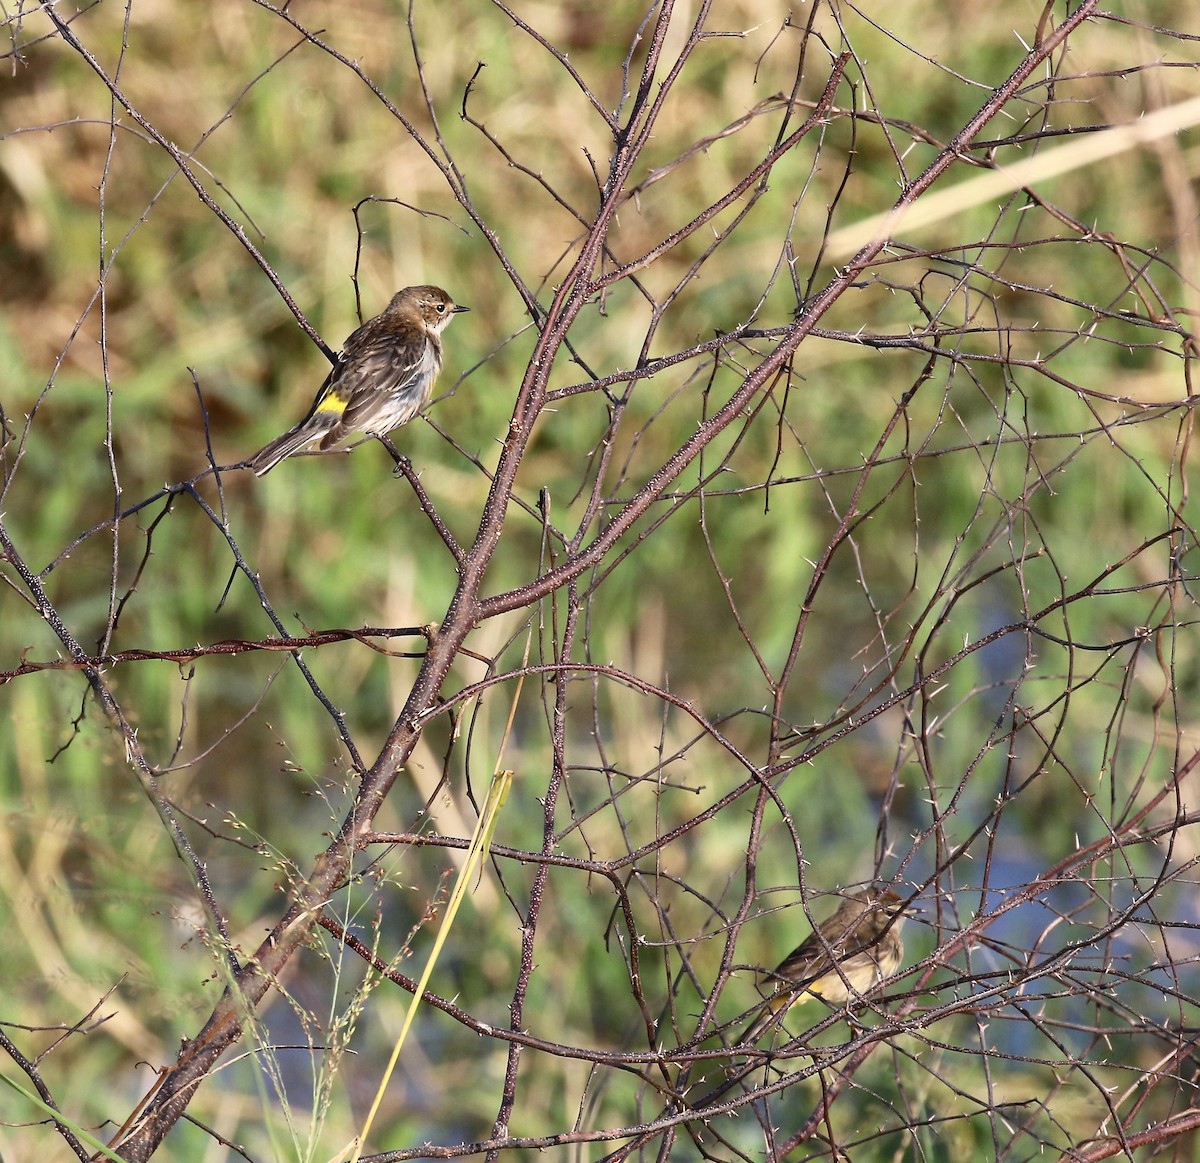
[435,302,447,313]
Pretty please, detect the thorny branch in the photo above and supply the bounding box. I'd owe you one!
[4,2,1200,1161]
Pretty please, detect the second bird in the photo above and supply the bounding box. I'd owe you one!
[248,284,469,476]
[736,887,907,1045]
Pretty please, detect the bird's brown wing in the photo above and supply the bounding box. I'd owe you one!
[337,337,440,433]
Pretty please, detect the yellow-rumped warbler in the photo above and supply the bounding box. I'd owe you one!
[248,285,468,476]
[736,887,908,1045]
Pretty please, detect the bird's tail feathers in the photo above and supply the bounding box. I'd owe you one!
[249,423,330,476]
[734,991,795,1046]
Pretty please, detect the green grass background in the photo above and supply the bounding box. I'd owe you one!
[2,1,1199,1159]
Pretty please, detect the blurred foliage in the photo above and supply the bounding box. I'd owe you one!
[2,1,1200,1160]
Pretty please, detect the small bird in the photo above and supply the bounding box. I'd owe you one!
[248,285,469,476]
[736,887,908,1045]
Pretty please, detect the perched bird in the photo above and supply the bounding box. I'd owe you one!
[248,285,468,475]
[736,887,908,1045]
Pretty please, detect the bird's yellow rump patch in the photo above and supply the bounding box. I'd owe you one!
[315,392,347,414]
